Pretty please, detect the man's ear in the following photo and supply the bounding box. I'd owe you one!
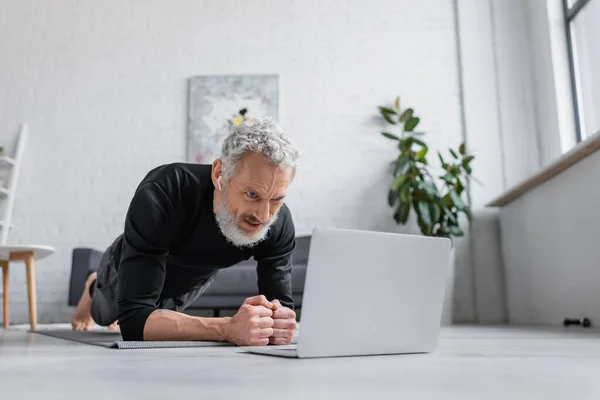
[211,159,223,188]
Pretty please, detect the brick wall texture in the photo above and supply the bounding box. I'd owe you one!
[0,0,462,324]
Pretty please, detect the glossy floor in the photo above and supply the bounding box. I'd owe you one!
[1,325,600,399]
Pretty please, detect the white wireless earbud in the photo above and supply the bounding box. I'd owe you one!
[217,176,223,191]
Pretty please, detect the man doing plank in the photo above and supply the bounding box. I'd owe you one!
[71,117,299,345]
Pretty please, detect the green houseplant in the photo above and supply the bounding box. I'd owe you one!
[378,97,475,242]
[379,96,475,324]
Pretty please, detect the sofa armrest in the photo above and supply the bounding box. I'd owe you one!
[68,248,104,306]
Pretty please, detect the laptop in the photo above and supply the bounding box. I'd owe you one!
[240,227,452,358]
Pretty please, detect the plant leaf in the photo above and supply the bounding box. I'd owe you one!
[431,202,442,223]
[443,193,454,209]
[442,173,454,184]
[399,108,413,123]
[449,149,458,159]
[419,222,431,236]
[400,183,411,203]
[438,151,446,166]
[404,116,420,132]
[392,175,408,191]
[379,106,397,116]
[447,215,459,226]
[395,97,401,111]
[422,181,437,197]
[381,132,400,141]
[417,201,432,225]
[443,206,457,223]
[459,142,466,155]
[402,136,414,149]
[381,113,396,125]
[413,198,431,236]
[400,204,410,224]
[393,206,402,224]
[448,226,464,237]
[388,189,398,207]
[411,137,426,147]
[463,207,472,222]
[394,201,411,225]
[450,191,466,210]
[394,202,410,225]
[416,146,428,161]
[456,177,464,194]
[463,155,474,165]
[395,157,410,175]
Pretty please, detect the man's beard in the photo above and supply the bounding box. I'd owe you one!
[213,190,279,248]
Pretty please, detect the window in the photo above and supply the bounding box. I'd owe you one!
[564,0,600,141]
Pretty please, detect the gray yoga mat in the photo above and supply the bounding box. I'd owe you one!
[31,329,236,349]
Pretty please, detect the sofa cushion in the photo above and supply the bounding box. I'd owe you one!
[293,235,311,264]
[202,235,310,296]
[203,262,258,295]
[189,293,304,309]
[203,261,307,295]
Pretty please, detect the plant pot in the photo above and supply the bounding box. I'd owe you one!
[440,246,455,325]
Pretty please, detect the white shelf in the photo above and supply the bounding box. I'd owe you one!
[0,156,16,166]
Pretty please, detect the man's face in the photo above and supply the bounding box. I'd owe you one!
[213,152,293,247]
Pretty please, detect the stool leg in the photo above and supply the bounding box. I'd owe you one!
[24,253,36,330]
[1,260,8,329]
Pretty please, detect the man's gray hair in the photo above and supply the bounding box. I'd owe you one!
[220,117,299,180]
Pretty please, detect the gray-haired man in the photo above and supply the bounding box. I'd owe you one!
[71,118,299,345]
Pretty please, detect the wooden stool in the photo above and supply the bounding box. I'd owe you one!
[1,245,55,329]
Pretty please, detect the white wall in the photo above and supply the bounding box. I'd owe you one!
[455,0,577,323]
[500,141,600,325]
[493,1,600,327]
[0,0,576,326]
[0,0,466,324]
[455,0,507,323]
[572,0,600,139]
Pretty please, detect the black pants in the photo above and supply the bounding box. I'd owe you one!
[88,235,215,326]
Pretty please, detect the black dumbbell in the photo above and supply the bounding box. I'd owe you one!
[563,317,592,327]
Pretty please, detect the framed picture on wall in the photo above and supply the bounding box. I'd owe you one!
[186,74,280,164]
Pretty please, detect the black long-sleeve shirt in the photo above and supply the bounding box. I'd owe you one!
[112,162,296,341]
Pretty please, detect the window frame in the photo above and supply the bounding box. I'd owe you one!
[563,0,595,142]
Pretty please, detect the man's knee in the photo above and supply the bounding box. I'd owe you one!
[89,285,118,326]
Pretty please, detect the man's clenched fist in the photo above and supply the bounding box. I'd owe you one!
[269,299,296,345]
[222,295,296,346]
[224,295,274,346]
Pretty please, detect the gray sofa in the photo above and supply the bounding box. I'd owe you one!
[68,235,311,315]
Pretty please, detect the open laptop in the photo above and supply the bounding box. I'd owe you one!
[240,227,452,358]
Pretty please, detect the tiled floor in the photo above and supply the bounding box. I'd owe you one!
[1,324,600,399]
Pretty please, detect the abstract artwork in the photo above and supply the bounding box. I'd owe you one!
[186,74,279,164]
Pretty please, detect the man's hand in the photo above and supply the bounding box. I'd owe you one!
[269,299,297,345]
[223,295,275,346]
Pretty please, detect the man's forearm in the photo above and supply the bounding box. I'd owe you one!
[143,309,231,342]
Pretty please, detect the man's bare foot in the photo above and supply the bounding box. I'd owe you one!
[71,272,97,331]
[107,321,120,331]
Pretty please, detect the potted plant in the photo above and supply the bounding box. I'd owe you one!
[377,96,475,324]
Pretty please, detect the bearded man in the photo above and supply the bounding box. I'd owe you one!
[71,117,300,346]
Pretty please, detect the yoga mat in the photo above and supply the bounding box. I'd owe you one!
[31,329,235,349]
